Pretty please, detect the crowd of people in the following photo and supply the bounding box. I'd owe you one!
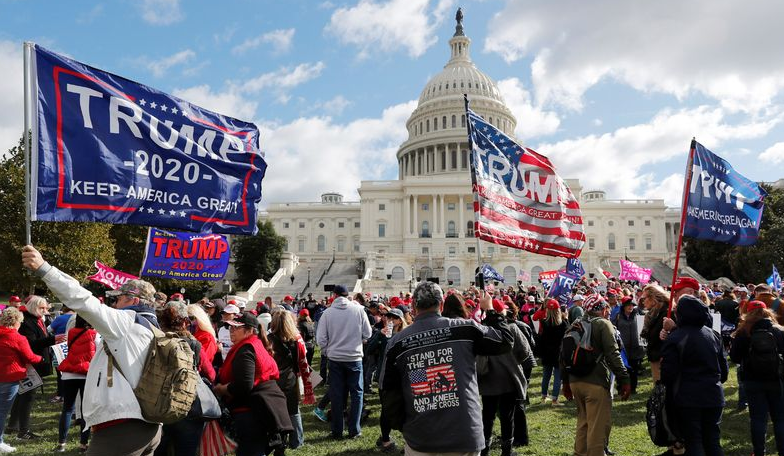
[0,245,782,456]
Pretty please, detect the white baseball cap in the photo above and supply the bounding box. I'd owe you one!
[222,304,241,315]
[572,294,585,302]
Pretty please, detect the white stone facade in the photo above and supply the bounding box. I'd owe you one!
[264,22,682,291]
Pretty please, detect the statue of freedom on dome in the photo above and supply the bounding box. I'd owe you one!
[456,7,463,26]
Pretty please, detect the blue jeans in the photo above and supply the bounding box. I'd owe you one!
[675,406,724,456]
[289,413,303,449]
[745,380,784,456]
[328,360,363,437]
[58,379,90,444]
[0,382,19,445]
[738,368,748,405]
[541,364,562,400]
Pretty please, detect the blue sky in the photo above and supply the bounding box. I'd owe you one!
[1,0,784,207]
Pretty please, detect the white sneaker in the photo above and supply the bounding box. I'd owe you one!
[0,442,17,453]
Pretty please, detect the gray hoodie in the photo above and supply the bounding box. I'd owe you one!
[316,297,372,362]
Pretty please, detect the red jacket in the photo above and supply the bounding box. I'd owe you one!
[58,327,97,375]
[194,328,217,382]
[0,326,43,382]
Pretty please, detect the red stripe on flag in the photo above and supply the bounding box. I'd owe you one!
[476,185,583,222]
[477,224,582,258]
[478,205,586,241]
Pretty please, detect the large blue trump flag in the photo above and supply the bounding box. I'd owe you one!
[683,142,766,246]
[28,44,266,235]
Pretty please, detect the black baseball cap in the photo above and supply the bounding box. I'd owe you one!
[225,312,259,329]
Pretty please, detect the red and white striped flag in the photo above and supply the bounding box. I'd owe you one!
[466,106,584,258]
[199,420,237,456]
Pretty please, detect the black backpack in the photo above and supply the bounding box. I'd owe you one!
[746,328,784,380]
[560,319,599,377]
[646,382,677,446]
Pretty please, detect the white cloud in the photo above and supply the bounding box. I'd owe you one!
[760,142,784,165]
[242,62,326,94]
[173,62,327,119]
[326,0,454,58]
[484,0,784,112]
[136,49,196,78]
[258,100,417,204]
[310,95,352,116]
[172,85,257,121]
[232,29,295,55]
[76,4,104,24]
[213,25,237,45]
[0,41,23,155]
[640,173,685,207]
[140,0,183,25]
[536,105,781,205]
[496,77,560,140]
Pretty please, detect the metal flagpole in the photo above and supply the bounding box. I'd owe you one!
[463,95,484,287]
[23,42,33,246]
[668,138,697,318]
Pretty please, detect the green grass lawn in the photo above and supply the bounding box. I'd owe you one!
[5,355,763,456]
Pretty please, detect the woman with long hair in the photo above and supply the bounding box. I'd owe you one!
[0,307,42,453]
[268,310,313,450]
[730,301,784,456]
[533,299,567,405]
[296,310,316,367]
[55,315,96,453]
[640,284,670,382]
[155,301,205,456]
[8,295,60,440]
[187,304,218,382]
[442,293,469,319]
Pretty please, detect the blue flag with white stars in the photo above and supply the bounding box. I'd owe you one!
[768,265,782,292]
[480,263,505,283]
[29,44,266,235]
[683,141,766,246]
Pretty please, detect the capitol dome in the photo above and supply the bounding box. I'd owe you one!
[397,12,516,179]
[417,25,505,106]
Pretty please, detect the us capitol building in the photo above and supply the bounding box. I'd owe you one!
[260,15,684,296]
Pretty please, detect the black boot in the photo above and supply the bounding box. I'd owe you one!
[501,439,517,456]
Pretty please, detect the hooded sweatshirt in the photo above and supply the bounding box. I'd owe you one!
[660,295,727,408]
[316,297,372,362]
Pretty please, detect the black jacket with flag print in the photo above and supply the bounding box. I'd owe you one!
[379,310,513,453]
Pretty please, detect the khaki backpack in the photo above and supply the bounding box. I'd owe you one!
[106,326,199,424]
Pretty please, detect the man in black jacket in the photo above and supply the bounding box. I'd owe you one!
[380,282,513,455]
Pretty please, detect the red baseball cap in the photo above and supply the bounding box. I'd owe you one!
[492,299,507,313]
[9,295,21,303]
[299,309,310,317]
[546,298,560,310]
[284,295,294,302]
[746,300,767,312]
[672,277,700,293]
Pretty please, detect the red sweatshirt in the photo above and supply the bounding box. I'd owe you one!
[0,326,43,382]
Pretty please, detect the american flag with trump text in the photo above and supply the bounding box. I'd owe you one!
[466,106,585,259]
[409,364,456,396]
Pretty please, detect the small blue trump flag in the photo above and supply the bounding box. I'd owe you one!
[683,141,766,246]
